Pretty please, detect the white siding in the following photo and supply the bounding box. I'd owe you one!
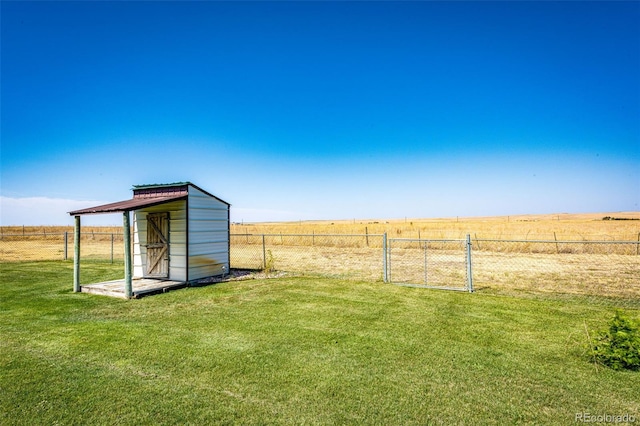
[188,186,229,280]
[131,184,229,283]
[132,200,187,281]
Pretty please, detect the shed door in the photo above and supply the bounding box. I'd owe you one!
[146,212,169,278]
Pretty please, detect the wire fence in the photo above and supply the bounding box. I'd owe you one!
[472,239,640,305]
[232,234,640,308]
[387,238,471,291]
[1,232,638,308]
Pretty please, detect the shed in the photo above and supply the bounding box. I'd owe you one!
[69,182,230,298]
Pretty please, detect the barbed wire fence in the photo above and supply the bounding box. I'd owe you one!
[1,232,638,308]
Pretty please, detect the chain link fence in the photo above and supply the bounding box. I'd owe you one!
[2,232,638,308]
[387,238,471,291]
[472,239,640,307]
[232,234,639,308]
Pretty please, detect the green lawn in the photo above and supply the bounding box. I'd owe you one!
[1,262,638,425]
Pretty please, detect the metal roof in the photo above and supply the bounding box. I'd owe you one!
[133,182,230,206]
[69,194,187,215]
[132,182,191,190]
[69,182,229,216]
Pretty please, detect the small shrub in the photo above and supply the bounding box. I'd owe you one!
[264,249,276,273]
[591,311,640,371]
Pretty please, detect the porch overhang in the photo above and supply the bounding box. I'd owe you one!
[68,194,187,216]
[68,194,187,300]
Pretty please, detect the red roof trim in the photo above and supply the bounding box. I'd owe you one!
[133,185,189,199]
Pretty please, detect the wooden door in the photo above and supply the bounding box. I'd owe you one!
[146,213,169,278]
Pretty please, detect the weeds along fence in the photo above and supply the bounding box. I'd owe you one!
[1,232,638,308]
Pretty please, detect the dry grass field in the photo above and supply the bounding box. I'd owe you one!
[229,239,640,303]
[227,212,639,304]
[1,213,638,305]
[2,212,638,241]
[0,225,122,236]
[0,227,124,262]
[231,211,640,241]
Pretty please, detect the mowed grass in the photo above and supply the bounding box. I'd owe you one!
[1,262,638,425]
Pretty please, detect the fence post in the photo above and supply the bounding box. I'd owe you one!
[466,234,474,292]
[423,241,428,284]
[111,233,114,264]
[262,234,266,269]
[383,232,388,283]
[64,231,68,260]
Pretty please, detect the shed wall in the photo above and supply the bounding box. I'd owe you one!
[188,186,230,280]
[133,200,187,281]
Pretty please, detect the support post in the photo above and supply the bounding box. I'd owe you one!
[262,234,266,269]
[382,232,388,283]
[73,216,81,292]
[466,234,474,293]
[123,211,133,299]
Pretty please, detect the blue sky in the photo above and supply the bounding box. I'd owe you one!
[1,1,639,225]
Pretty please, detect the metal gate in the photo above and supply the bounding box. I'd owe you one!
[387,235,473,291]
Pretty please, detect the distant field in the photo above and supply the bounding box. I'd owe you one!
[0,225,122,236]
[0,230,125,262]
[231,212,640,241]
[2,212,639,241]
